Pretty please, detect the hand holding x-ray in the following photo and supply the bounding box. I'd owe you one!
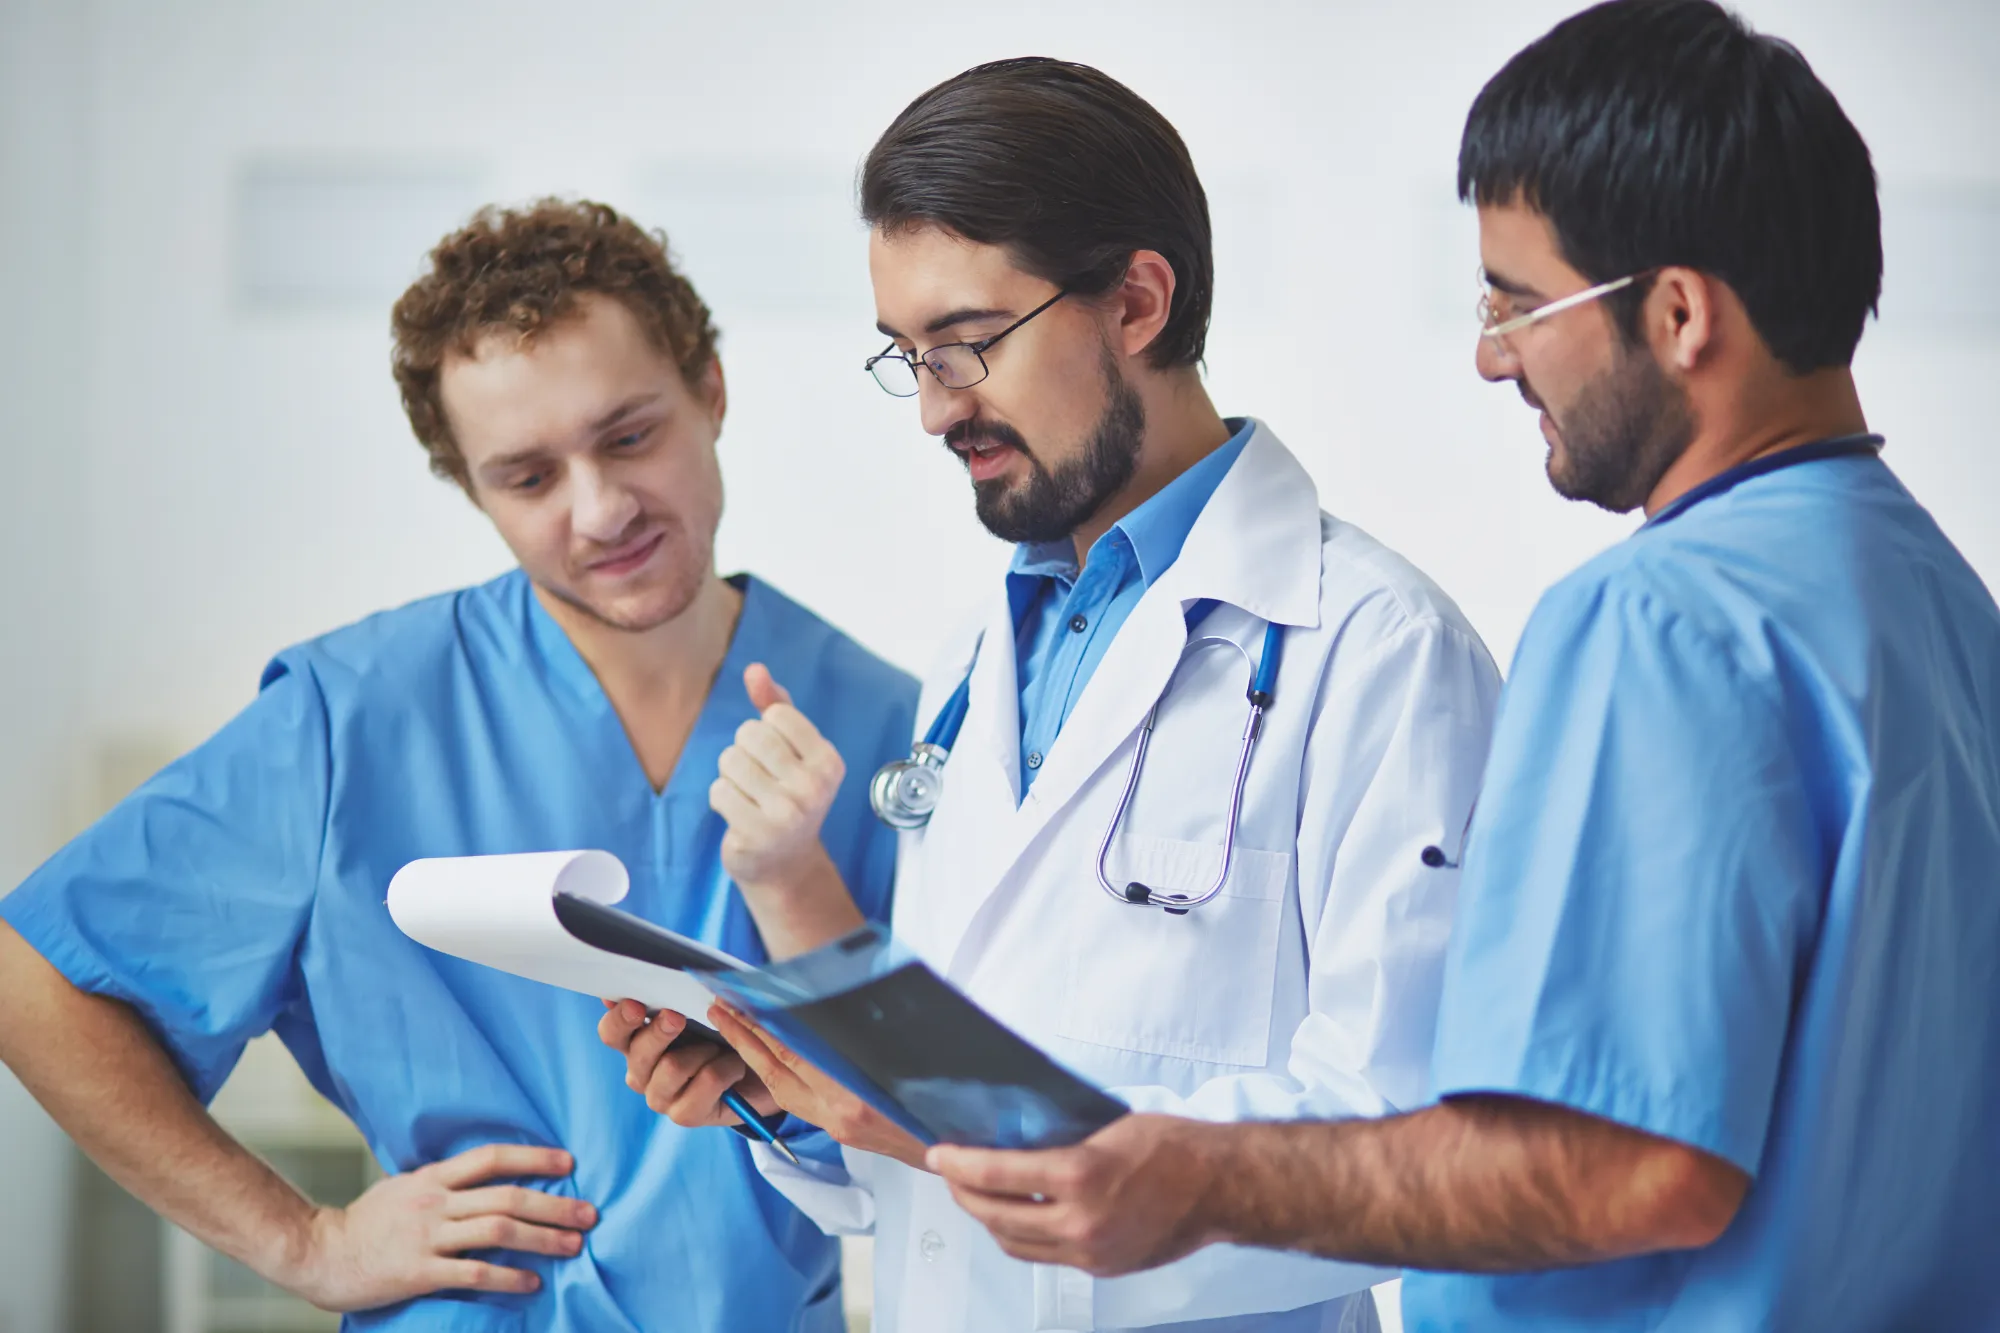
[708,1000,933,1170]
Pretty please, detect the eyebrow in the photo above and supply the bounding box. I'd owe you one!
[478,392,664,474]
[1482,267,1543,300]
[876,306,1018,341]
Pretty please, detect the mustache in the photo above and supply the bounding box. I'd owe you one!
[944,417,1031,456]
[1517,379,1545,413]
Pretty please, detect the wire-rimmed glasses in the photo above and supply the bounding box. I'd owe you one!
[1477,266,1659,354]
[864,289,1068,397]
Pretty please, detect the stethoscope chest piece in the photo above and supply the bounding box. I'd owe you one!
[870,741,950,829]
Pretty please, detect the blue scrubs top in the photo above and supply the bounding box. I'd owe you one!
[1405,439,2000,1330]
[1,570,918,1333]
[1006,417,1251,792]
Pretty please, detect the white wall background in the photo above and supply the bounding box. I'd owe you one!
[1,2,1994,1328]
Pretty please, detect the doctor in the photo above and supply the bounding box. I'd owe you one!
[608,58,1501,1332]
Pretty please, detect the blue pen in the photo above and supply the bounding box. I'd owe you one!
[659,1012,800,1166]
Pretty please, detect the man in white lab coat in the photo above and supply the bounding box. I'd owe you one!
[602,57,1500,1332]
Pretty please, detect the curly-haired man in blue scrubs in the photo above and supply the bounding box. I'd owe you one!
[0,199,915,1331]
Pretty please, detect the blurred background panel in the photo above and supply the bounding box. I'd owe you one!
[1,2,1994,1330]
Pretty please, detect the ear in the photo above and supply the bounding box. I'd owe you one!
[696,355,728,424]
[1112,249,1178,362]
[1647,267,1719,372]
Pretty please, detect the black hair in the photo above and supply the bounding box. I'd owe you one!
[861,57,1213,370]
[1458,0,1881,372]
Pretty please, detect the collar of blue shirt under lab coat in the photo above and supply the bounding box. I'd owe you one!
[1001,416,1324,633]
[1004,417,1255,606]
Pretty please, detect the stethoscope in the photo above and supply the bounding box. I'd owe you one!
[870,601,1284,914]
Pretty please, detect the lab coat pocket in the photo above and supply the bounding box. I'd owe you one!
[1056,835,1290,1067]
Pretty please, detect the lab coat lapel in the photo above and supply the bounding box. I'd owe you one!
[1006,589,1187,831]
[1170,421,1325,631]
[905,595,1024,967]
[978,425,1324,881]
[931,422,1327,977]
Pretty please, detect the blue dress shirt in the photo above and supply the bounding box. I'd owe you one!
[2,571,917,1333]
[1006,418,1252,793]
[1404,440,2000,1330]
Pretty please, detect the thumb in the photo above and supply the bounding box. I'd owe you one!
[744,662,792,713]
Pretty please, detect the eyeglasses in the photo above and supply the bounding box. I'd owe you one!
[1477,267,1658,352]
[864,289,1068,397]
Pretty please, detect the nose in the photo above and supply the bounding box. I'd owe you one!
[570,461,641,543]
[916,374,977,439]
[1474,330,1517,383]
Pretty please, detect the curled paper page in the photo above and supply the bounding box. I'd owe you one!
[386,850,727,1017]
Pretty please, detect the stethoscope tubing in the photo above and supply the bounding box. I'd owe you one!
[1092,628,1277,913]
[872,610,1285,914]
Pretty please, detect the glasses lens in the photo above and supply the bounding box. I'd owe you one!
[868,354,920,397]
[924,345,987,391]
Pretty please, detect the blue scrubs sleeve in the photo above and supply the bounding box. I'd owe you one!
[1431,579,1823,1175]
[1,659,331,1102]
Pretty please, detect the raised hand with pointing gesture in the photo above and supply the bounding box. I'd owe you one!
[709,663,866,957]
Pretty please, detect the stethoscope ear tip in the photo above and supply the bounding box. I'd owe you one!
[1122,882,1152,904]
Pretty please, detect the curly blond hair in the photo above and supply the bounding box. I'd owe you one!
[391,198,719,488]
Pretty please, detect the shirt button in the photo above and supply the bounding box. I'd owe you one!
[1068,613,1088,633]
[920,1229,946,1263]
[1025,751,1043,770]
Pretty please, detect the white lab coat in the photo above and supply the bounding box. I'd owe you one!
[756,421,1501,1332]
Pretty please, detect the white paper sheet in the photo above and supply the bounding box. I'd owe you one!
[386,850,725,1017]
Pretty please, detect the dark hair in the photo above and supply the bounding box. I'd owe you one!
[1458,0,1880,373]
[861,57,1213,370]
[392,198,718,489]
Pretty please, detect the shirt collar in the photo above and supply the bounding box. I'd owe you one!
[1644,433,1885,528]
[1004,417,1255,587]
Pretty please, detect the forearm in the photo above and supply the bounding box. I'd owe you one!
[734,844,865,959]
[0,925,319,1287]
[1201,1095,1745,1271]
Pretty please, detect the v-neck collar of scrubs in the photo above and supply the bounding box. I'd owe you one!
[524,571,764,804]
[1645,433,1884,529]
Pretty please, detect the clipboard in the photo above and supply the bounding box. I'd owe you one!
[388,853,1126,1151]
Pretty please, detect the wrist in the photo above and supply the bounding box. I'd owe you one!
[736,843,842,908]
[1185,1121,1254,1250]
[269,1202,341,1304]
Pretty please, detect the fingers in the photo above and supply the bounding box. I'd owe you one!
[716,745,800,815]
[723,717,843,809]
[944,1180,1063,1245]
[444,1185,597,1231]
[436,1215,585,1259]
[722,1007,809,1076]
[744,662,792,712]
[428,1257,543,1295]
[928,1143,1075,1199]
[596,998,648,1053]
[650,1045,750,1125]
[709,1005,810,1105]
[754,706,840,781]
[709,1004,784,1070]
[708,775,763,829]
[428,1144,574,1190]
[618,1009,688,1092]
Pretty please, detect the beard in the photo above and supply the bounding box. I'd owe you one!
[955,349,1145,545]
[1543,341,1697,514]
